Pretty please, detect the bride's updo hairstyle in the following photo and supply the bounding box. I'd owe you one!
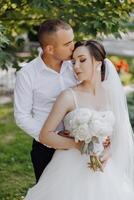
[74,40,106,81]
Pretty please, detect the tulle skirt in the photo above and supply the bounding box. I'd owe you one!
[24,149,134,200]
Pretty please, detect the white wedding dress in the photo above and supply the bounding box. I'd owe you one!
[25,89,134,200]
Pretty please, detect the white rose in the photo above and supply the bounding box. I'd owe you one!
[72,123,91,142]
[89,111,115,137]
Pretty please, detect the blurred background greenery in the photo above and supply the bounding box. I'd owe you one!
[0,0,134,70]
[0,0,134,199]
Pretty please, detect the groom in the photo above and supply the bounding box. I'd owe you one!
[14,19,109,183]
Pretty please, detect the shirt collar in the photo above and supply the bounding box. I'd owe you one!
[37,54,72,75]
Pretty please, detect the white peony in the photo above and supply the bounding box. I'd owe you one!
[65,108,115,170]
[69,109,115,142]
[89,111,115,137]
[72,123,91,143]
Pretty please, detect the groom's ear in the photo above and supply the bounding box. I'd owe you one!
[45,45,54,55]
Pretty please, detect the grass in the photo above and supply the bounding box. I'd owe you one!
[0,103,35,200]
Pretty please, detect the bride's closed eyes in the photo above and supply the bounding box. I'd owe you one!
[71,58,87,65]
[80,58,87,63]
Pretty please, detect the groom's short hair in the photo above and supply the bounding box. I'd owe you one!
[38,19,71,47]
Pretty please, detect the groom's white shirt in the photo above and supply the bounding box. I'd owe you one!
[14,55,77,141]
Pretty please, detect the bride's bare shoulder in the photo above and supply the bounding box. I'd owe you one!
[56,88,75,110]
[58,89,73,101]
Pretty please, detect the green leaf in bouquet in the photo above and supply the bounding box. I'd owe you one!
[92,136,99,143]
[88,141,94,153]
[80,143,89,154]
[80,141,94,155]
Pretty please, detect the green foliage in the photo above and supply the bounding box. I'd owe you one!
[0,0,134,70]
[0,0,133,38]
[0,24,12,70]
[0,25,9,47]
[127,92,134,129]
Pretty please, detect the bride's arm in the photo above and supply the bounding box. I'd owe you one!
[39,90,79,150]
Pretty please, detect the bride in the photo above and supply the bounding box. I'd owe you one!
[24,40,134,200]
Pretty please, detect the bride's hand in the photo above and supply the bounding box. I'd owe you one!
[74,141,84,151]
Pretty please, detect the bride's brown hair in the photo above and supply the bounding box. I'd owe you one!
[74,40,106,81]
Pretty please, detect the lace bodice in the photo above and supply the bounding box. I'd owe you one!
[63,88,109,132]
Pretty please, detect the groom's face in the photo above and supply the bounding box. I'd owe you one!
[52,28,74,61]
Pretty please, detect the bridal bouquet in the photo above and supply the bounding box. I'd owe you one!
[68,109,115,172]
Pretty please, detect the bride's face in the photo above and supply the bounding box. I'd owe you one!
[72,46,96,82]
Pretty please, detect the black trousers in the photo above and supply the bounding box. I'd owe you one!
[31,139,55,183]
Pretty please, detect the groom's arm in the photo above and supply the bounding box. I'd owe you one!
[14,69,43,141]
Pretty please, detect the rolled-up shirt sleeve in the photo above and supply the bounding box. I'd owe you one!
[14,70,42,141]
